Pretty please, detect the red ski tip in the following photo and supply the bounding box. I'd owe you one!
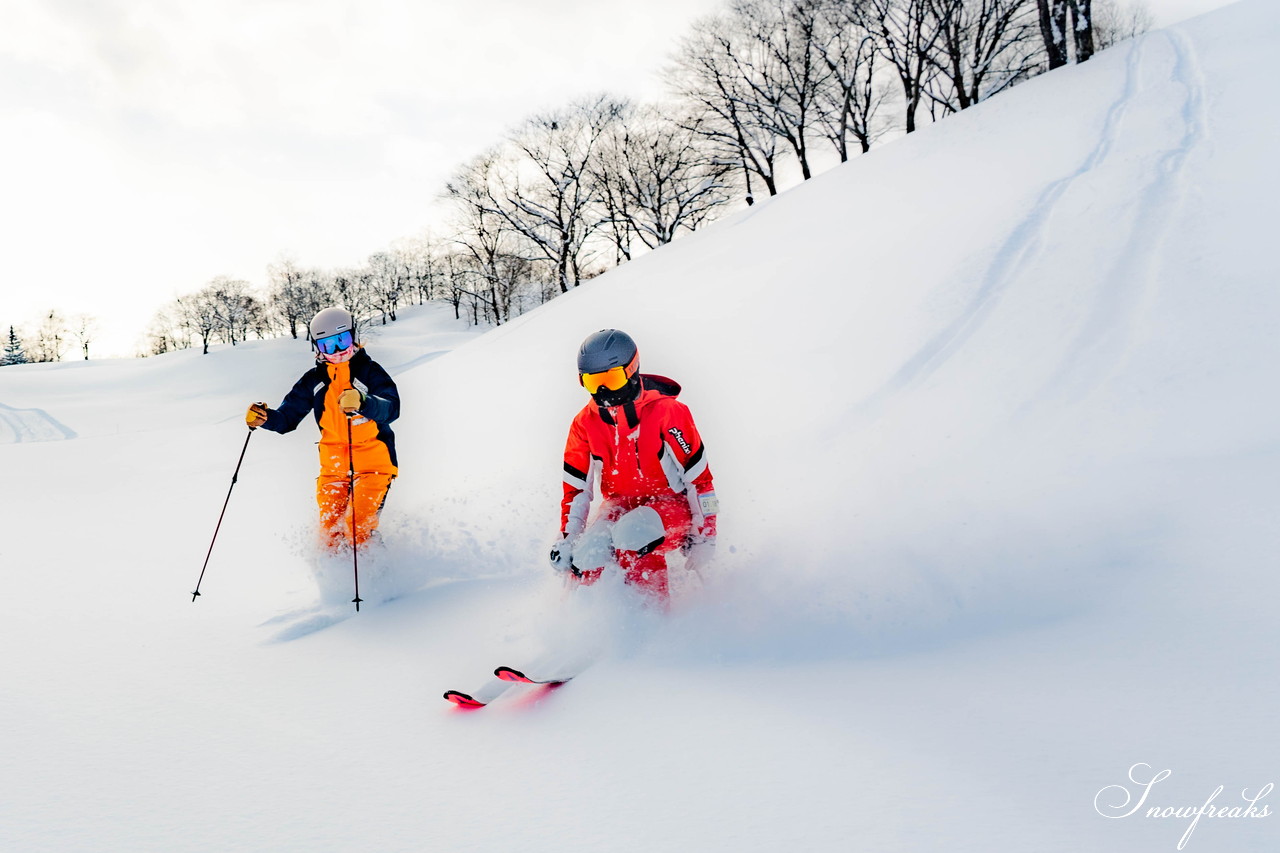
[443,690,486,708]
[494,667,534,684]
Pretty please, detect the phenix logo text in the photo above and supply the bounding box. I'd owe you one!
[1094,763,1273,850]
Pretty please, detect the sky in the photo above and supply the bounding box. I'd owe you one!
[0,0,1239,358]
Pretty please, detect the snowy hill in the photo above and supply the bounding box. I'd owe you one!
[3,2,1278,851]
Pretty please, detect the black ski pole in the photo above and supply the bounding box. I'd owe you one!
[192,427,255,601]
[348,415,363,612]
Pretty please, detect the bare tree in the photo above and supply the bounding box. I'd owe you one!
[330,269,379,332]
[447,98,621,297]
[485,252,540,324]
[440,250,470,321]
[208,277,259,346]
[813,0,893,159]
[1067,0,1094,61]
[668,13,783,200]
[1036,0,1069,68]
[925,0,1043,115]
[500,96,622,293]
[300,269,340,326]
[592,132,639,266]
[367,251,407,324]
[1093,0,1150,50]
[860,0,954,133]
[1036,0,1096,67]
[166,279,258,354]
[266,257,312,339]
[248,305,276,341]
[730,0,836,181]
[176,290,220,355]
[144,303,188,356]
[388,234,442,305]
[589,103,734,261]
[445,151,538,324]
[70,313,98,360]
[26,310,71,363]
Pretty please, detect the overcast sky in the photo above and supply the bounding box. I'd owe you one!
[0,0,1239,357]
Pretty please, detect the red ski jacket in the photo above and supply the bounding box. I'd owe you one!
[560,374,716,537]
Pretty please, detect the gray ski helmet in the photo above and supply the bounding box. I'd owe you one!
[309,306,354,342]
[577,329,638,375]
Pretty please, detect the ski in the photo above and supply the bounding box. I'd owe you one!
[494,665,575,685]
[443,655,592,709]
[442,677,519,709]
[443,689,490,708]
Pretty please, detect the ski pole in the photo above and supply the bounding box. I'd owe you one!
[348,416,363,612]
[192,427,255,601]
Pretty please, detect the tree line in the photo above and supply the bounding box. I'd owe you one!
[3,312,97,365]
[3,0,1151,364]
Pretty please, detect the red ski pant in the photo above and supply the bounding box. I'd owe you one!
[317,472,394,551]
[578,496,693,600]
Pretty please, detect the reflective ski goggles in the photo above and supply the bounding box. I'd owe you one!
[315,330,354,355]
[580,359,637,394]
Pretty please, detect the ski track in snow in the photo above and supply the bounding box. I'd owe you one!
[855,38,1148,417]
[263,609,352,643]
[1029,29,1210,407]
[384,349,451,375]
[0,402,77,443]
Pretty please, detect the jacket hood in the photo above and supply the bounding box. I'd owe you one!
[639,374,681,399]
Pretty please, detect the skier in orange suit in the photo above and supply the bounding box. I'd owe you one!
[246,306,400,551]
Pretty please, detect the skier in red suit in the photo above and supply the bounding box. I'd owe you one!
[551,329,718,600]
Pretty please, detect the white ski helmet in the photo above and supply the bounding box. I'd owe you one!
[310,306,354,340]
[310,306,357,363]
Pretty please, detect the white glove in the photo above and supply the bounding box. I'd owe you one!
[685,514,717,573]
[549,537,574,573]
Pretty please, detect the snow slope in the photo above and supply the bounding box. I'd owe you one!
[2,2,1278,850]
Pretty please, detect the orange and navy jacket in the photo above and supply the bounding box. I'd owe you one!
[561,374,715,538]
[261,347,400,477]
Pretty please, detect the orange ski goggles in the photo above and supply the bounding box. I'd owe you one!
[580,355,638,394]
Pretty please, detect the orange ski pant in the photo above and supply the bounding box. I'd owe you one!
[316,472,394,551]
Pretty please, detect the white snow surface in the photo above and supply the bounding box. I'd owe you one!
[2,3,1278,850]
